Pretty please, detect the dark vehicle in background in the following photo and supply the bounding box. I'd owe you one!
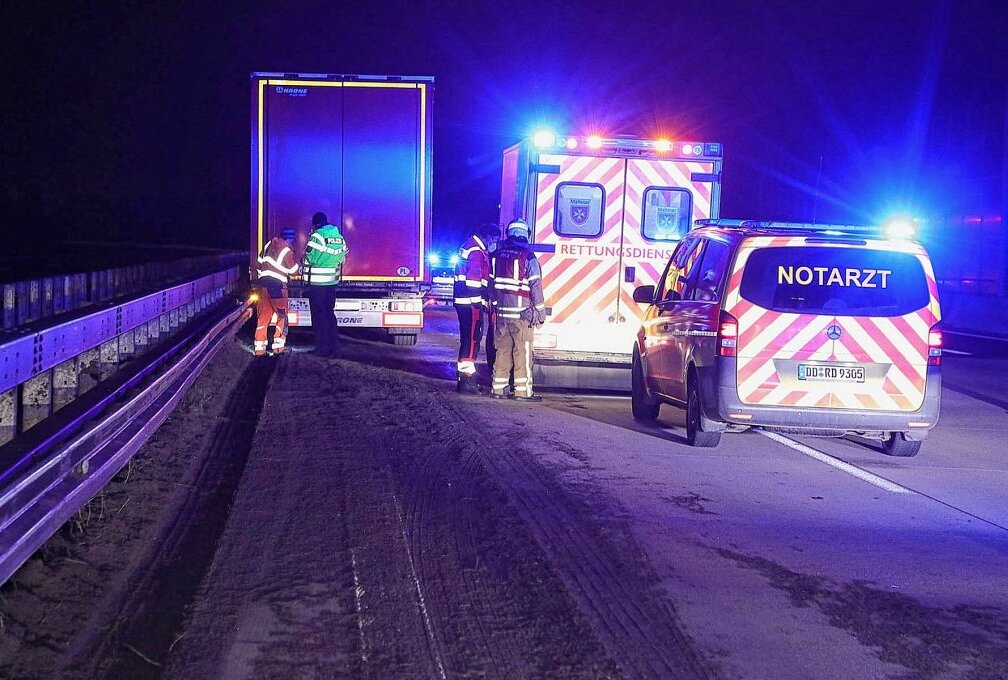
[251,73,433,346]
[631,219,943,457]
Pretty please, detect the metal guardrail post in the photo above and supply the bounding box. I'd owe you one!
[118,328,135,361]
[79,348,101,396]
[53,358,79,412]
[2,284,13,329]
[21,370,52,431]
[0,389,15,445]
[28,280,41,325]
[42,278,54,319]
[99,339,119,380]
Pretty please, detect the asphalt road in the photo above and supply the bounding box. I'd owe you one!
[3,306,1007,679]
[320,306,1008,677]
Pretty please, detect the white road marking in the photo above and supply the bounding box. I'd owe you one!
[392,492,447,680]
[942,348,972,356]
[758,430,912,494]
[350,549,369,665]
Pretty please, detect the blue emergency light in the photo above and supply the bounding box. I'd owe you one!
[449,254,460,266]
[533,129,557,148]
[882,215,917,239]
[427,252,441,266]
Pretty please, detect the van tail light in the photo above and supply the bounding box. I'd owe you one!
[718,311,738,357]
[927,323,942,366]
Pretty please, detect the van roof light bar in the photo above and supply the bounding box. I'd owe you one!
[695,219,881,235]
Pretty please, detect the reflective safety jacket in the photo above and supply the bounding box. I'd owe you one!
[453,235,491,306]
[301,224,348,286]
[489,236,545,322]
[256,236,298,285]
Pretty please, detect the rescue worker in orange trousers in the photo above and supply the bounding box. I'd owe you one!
[254,228,299,356]
[454,223,500,393]
[488,219,546,401]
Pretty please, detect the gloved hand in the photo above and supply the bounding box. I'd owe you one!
[530,308,546,326]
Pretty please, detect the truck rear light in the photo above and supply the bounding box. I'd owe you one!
[287,311,299,325]
[390,300,421,312]
[718,311,738,357]
[928,323,942,366]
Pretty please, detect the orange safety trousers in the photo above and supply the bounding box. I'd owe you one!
[254,287,289,356]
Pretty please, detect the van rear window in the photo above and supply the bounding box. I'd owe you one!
[739,246,929,316]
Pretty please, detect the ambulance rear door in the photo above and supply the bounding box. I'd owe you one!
[618,156,721,336]
[532,152,628,356]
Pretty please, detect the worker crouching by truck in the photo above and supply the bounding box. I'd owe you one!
[489,219,546,401]
[253,229,299,356]
[454,224,500,393]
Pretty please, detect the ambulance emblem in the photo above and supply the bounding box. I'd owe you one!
[571,205,589,225]
[657,207,678,228]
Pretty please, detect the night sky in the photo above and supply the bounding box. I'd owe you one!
[3,1,1006,252]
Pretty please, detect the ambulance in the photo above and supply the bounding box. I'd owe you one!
[630,220,943,457]
[499,132,723,388]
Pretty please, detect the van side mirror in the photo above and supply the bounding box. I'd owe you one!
[633,284,656,303]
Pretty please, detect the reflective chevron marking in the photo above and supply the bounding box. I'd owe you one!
[725,236,941,412]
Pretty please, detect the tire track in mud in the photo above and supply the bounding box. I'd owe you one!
[467,405,719,680]
[65,355,276,679]
[348,370,619,679]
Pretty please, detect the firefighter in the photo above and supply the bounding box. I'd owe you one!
[488,219,546,401]
[301,211,347,357]
[453,223,500,393]
[254,229,299,356]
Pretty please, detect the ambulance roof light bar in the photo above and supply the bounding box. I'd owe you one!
[532,134,723,158]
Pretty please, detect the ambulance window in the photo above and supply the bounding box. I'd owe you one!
[691,240,731,302]
[642,187,692,242]
[554,183,605,238]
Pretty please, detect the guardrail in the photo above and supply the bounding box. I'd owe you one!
[1,251,247,330]
[0,295,252,585]
[0,267,244,447]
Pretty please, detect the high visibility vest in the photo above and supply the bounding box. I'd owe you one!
[257,237,298,284]
[302,224,347,285]
[489,237,545,321]
[453,235,490,306]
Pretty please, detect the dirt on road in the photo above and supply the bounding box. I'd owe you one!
[0,330,716,679]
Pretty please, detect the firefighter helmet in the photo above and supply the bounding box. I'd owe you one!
[506,219,530,238]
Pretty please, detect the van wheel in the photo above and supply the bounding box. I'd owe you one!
[686,379,721,448]
[631,352,660,421]
[882,432,921,457]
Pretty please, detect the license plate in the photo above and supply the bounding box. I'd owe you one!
[798,364,865,383]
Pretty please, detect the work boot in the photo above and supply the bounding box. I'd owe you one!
[513,394,543,402]
[456,376,480,394]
